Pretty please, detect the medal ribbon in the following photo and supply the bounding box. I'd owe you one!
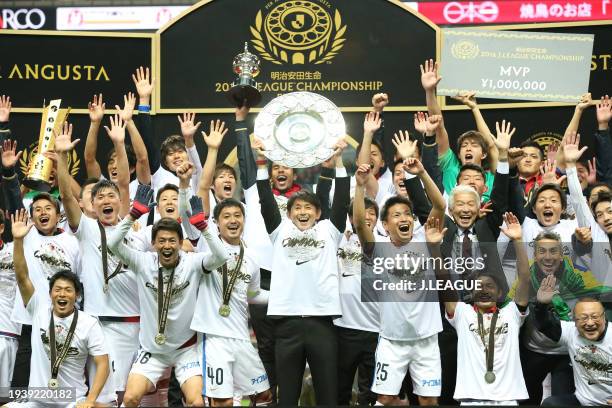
[157,266,175,338]
[98,221,123,289]
[49,308,79,383]
[477,309,498,378]
[221,243,245,309]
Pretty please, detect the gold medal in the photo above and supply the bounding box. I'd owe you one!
[219,304,231,317]
[484,371,496,384]
[103,284,109,294]
[48,378,59,389]
[154,333,166,345]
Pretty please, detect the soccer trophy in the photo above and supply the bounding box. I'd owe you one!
[227,42,262,107]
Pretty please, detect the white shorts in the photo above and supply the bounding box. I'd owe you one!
[89,320,139,403]
[371,334,441,397]
[130,343,201,392]
[0,335,18,388]
[199,334,269,399]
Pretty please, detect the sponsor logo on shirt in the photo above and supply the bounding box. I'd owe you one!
[145,275,190,306]
[40,327,79,359]
[468,322,509,336]
[33,242,72,278]
[251,373,268,384]
[574,344,612,385]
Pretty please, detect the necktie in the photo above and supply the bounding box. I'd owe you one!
[462,229,472,259]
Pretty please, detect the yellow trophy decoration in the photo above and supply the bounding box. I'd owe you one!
[23,99,70,192]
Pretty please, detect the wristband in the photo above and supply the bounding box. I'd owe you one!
[137,105,151,112]
[2,166,15,178]
[189,212,209,231]
[130,201,150,219]
[256,159,267,166]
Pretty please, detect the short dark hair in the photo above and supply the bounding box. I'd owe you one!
[213,198,245,221]
[588,182,612,201]
[520,140,544,159]
[156,183,179,203]
[49,270,81,295]
[356,139,385,164]
[287,191,321,212]
[530,183,567,210]
[348,196,379,219]
[381,195,413,222]
[80,177,101,200]
[473,272,508,301]
[91,179,120,202]
[214,163,237,181]
[591,191,612,214]
[457,130,489,167]
[106,144,137,170]
[457,163,486,183]
[160,135,187,171]
[151,217,183,242]
[30,192,60,216]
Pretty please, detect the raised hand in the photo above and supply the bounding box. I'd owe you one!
[452,92,477,110]
[508,147,525,169]
[494,120,516,155]
[322,138,348,168]
[176,161,194,183]
[11,209,33,240]
[115,92,136,123]
[189,196,209,231]
[402,157,425,175]
[546,142,559,162]
[425,216,447,245]
[0,95,11,122]
[363,111,381,135]
[371,93,389,113]
[392,130,418,160]
[355,163,372,187]
[562,131,588,164]
[536,275,558,304]
[576,92,593,112]
[420,59,441,91]
[132,66,154,104]
[596,95,611,126]
[478,201,493,219]
[53,122,79,153]
[1,139,22,169]
[540,159,566,185]
[500,212,522,241]
[201,119,228,150]
[178,112,202,141]
[88,93,105,123]
[413,111,441,135]
[251,137,267,161]
[575,226,592,245]
[104,114,127,145]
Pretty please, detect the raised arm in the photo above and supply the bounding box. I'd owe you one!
[533,275,562,342]
[103,115,130,218]
[453,92,498,172]
[414,112,444,193]
[132,66,160,174]
[485,120,514,233]
[197,120,228,200]
[117,92,151,186]
[595,95,612,184]
[564,93,593,138]
[178,112,203,191]
[254,139,282,234]
[353,164,375,246]
[11,209,35,306]
[330,142,350,232]
[500,212,529,307]
[371,93,394,172]
[0,95,12,143]
[189,195,229,270]
[424,216,456,316]
[1,139,25,212]
[234,103,257,190]
[357,112,382,167]
[403,158,446,223]
[83,94,104,179]
[54,122,83,230]
[564,131,594,228]
[420,59,448,157]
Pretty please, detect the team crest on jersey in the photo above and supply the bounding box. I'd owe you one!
[40,327,79,359]
[281,226,325,261]
[145,274,190,306]
[34,242,72,279]
[574,344,612,385]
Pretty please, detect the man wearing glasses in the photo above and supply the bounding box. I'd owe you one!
[534,275,612,406]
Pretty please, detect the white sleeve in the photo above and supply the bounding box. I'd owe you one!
[445,301,465,329]
[247,264,269,304]
[25,291,41,317]
[86,319,108,356]
[566,166,596,229]
[559,320,574,347]
[199,228,229,271]
[107,218,148,272]
[187,145,203,193]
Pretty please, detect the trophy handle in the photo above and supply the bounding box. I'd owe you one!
[227,83,262,107]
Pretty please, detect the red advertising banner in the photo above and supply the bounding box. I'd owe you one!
[413,0,611,24]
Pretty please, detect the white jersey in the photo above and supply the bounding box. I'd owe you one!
[12,229,80,325]
[333,232,379,333]
[447,302,528,402]
[108,218,228,354]
[560,320,612,406]
[27,293,107,401]
[267,218,342,317]
[73,216,140,317]
[374,231,443,341]
[0,242,20,336]
[191,241,263,340]
[151,145,201,195]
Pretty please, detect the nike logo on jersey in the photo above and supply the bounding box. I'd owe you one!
[342,273,355,277]
[295,260,311,265]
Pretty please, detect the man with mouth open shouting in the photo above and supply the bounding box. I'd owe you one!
[108,186,228,407]
[55,118,139,405]
[9,209,110,408]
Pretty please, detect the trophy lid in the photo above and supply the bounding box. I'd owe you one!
[233,42,260,77]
